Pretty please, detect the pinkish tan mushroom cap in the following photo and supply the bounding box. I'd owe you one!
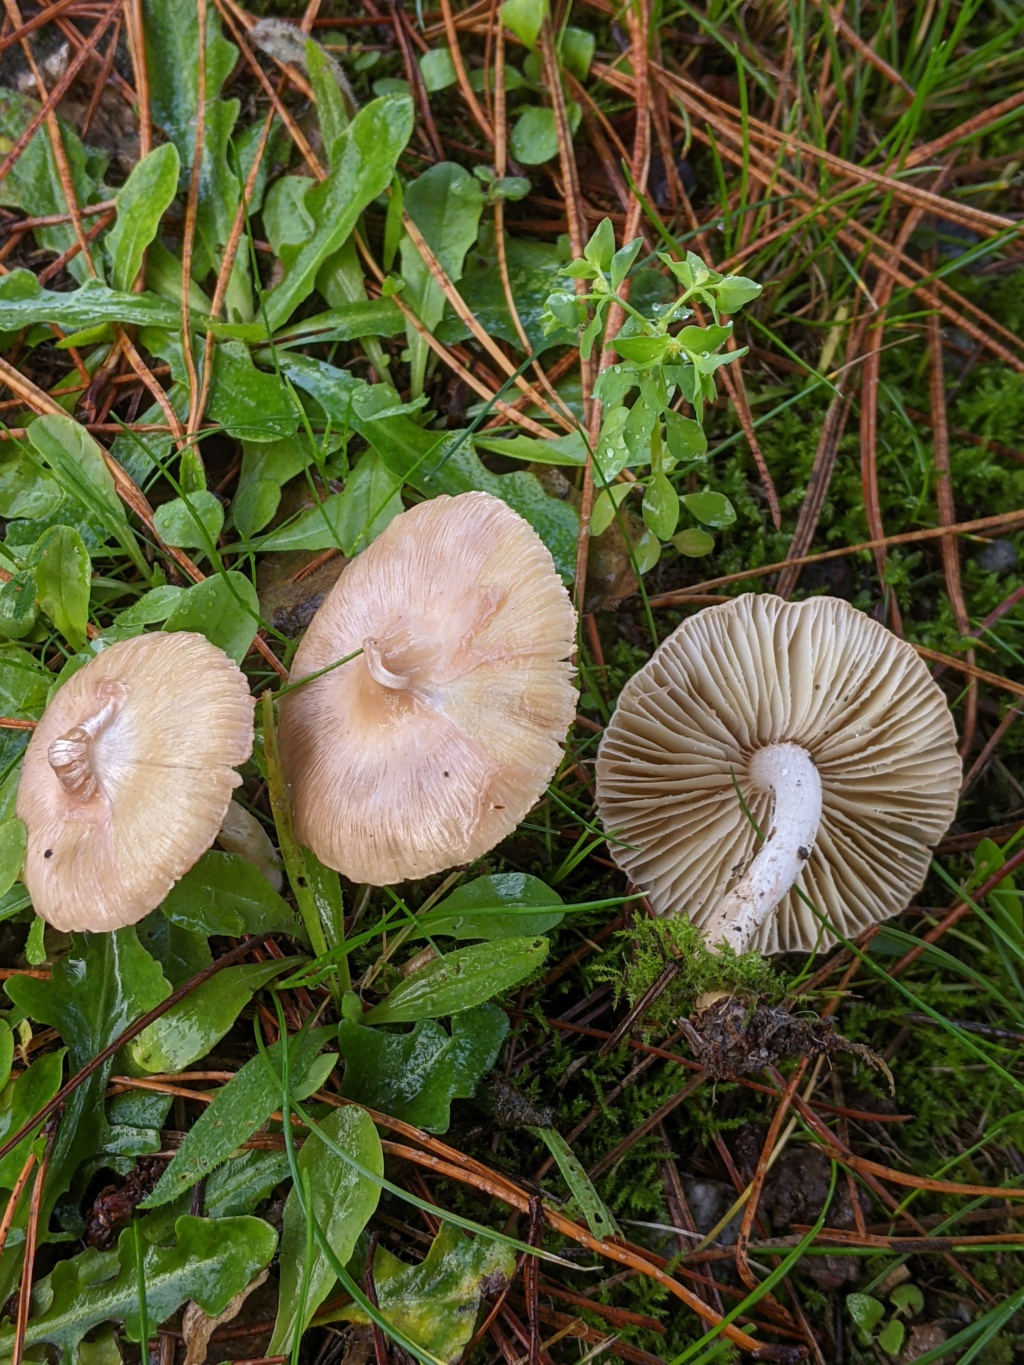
[17,632,254,933]
[595,594,961,955]
[278,491,577,885]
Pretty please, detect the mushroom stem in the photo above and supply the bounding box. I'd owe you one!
[362,638,411,691]
[47,682,127,801]
[701,742,822,954]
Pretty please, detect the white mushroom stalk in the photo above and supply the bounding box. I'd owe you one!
[700,743,822,953]
[361,637,412,691]
[46,681,128,801]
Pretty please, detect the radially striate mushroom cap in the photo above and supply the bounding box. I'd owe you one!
[17,631,254,933]
[278,491,578,885]
[595,594,961,954]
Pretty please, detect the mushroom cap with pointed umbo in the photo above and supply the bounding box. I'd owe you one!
[595,594,961,954]
[278,491,577,885]
[17,631,254,933]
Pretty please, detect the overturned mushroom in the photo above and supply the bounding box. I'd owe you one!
[278,491,577,885]
[595,594,961,954]
[18,632,254,932]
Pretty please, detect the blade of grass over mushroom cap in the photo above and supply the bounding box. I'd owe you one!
[595,595,962,955]
[277,491,577,886]
[16,633,255,933]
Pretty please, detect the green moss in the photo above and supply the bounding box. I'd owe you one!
[593,914,787,1031]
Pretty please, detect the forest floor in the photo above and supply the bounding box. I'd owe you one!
[0,1,1022,1363]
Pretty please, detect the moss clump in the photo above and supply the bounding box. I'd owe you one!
[595,913,788,1032]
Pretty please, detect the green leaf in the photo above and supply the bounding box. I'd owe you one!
[363,938,548,1025]
[632,525,661,574]
[160,851,300,938]
[265,95,414,330]
[675,322,733,353]
[162,571,261,663]
[0,272,184,334]
[424,873,565,940]
[589,483,632,537]
[877,1319,905,1355]
[334,1224,516,1364]
[108,144,181,292]
[713,274,762,313]
[584,218,615,274]
[114,585,186,629]
[401,162,484,396]
[275,356,579,581]
[306,37,349,154]
[0,818,26,900]
[152,491,225,550]
[672,526,715,557]
[269,1106,383,1353]
[611,334,671,364]
[276,297,404,347]
[530,1127,619,1237]
[257,448,402,555]
[0,88,107,284]
[0,1215,276,1356]
[127,959,298,1075]
[142,332,298,442]
[0,646,48,771]
[263,175,315,258]
[501,0,548,49]
[5,930,169,1222]
[31,525,91,649]
[0,1050,63,1190]
[974,836,1020,929]
[891,1283,925,1316]
[420,47,458,91]
[664,409,708,463]
[0,571,37,640]
[231,431,326,540]
[682,489,736,528]
[142,1025,337,1208]
[143,0,237,161]
[474,432,587,467]
[440,229,574,354]
[560,26,595,78]
[0,1023,11,1094]
[330,447,405,553]
[847,1292,886,1337]
[27,415,149,577]
[510,106,558,164]
[231,478,282,542]
[610,238,643,291]
[641,473,680,540]
[0,444,62,520]
[338,1004,508,1132]
[205,1149,292,1218]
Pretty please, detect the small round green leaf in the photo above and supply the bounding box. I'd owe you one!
[642,472,680,540]
[672,527,715,557]
[510,107,559,164]
[682,489,736,528]
[153,491,225,550]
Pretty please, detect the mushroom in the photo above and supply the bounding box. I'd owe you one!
[17,631,254,932]
[595,594,961,955]
[278,491,577,885]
